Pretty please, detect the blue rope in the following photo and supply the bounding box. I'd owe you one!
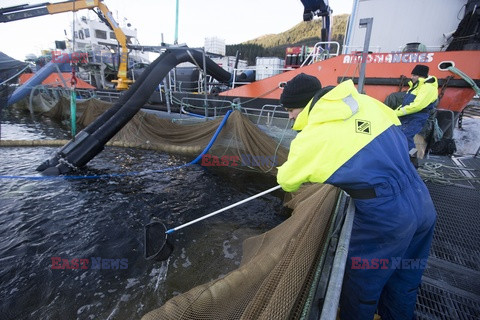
[189,110,231,165]
[0,110,233,181]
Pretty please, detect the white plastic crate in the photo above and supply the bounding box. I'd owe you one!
[255,57,284,80]
[204,37,226,55]
[211,56,248,73]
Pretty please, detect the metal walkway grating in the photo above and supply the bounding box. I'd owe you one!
[422,258,480,296]
[458,156,480,189]
[415,157,480,319]
[459,157,480,171]
[426,183,480,269]
[416,282,480,320]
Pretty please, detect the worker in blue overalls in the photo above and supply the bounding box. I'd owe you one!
[277,73,437,320]
[395,64,439,153]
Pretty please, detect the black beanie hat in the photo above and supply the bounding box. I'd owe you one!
[280,73,322,109]
[411,64,429,78]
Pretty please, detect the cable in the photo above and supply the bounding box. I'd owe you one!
[188,109,232,164]
[0,65,31,86]
[239,85,281,104]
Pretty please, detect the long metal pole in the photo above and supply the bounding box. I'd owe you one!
[174,0,179,44]
[357,18,373,94]
[320,197,355,320]
[166,185,282,234]
[203,49,208,117]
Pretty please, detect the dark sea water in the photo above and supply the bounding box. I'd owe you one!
[0,110,285,319]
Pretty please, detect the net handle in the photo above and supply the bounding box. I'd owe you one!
[166,185,282,234]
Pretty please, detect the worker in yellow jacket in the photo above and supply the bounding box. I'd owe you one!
[277,73,437,320]
[395,64,439,151]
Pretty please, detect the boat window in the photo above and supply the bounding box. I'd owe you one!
[74,31,78,39]
[95,30,107,39]
[110,32,116,40]
[84,29,90,38]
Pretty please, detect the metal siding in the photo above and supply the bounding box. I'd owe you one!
[345,0,468,53]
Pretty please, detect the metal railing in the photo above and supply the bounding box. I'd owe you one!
[300,41,341,67]
[320,195,355,320]
[255,104,287,125]
[94,89,123,102]
[230,67,296,89]
[342,45,382,54]
[398,45,444,52]
[179,96,234,118]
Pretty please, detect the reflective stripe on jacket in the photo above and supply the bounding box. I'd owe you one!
[277,80,404,192]
[395,76,438,116]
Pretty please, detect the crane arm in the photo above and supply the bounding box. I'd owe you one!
[0,0,132,89]
[96,2,129,87]
[1,1,101,23]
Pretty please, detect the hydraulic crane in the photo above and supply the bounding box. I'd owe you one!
[0,0,132,90]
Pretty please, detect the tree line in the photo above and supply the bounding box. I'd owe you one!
[225,14,349,65]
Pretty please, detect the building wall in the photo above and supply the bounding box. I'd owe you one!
[344,0,468,53]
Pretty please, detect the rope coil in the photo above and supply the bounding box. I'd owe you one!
[418,161,479,185]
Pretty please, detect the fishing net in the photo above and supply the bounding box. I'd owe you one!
[11,97,341,319]
[31,97,290,173]
[10,89,67,114]
[142,183,339,320]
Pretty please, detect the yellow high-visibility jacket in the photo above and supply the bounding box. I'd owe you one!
[395,76,438,116]
[277,80,404,193]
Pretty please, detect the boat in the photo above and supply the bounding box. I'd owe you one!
[219,0,480,116]
[64,12,150,89]
[1,0,479,319]
[1,0,151,101]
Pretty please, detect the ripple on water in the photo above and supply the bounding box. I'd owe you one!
[1,120,285,319]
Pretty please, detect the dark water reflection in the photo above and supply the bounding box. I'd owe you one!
[0,111,285,319]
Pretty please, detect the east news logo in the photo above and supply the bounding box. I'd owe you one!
[51,257,128,270]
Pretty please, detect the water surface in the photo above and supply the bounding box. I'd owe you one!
[0,110,285,319]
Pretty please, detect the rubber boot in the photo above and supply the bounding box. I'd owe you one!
[409,148,419,168]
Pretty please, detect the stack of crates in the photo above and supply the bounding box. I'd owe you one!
[204,37,226,56]
[255,57,285,80]
[210,56,248,73]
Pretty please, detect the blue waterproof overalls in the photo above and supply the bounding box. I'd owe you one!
[277,80,437,320]
[396,77,439,150]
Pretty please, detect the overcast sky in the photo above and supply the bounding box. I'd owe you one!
[0,0,353,61]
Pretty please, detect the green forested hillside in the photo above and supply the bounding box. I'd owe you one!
[226,14,349,65]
